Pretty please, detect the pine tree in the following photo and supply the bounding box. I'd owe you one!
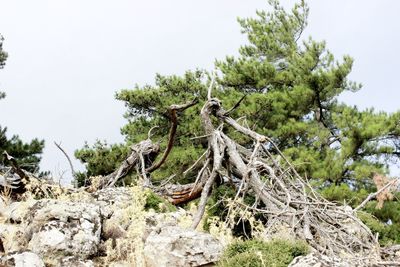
[77,0,400,188]
[216,0,400,189]
[76,1,400,219]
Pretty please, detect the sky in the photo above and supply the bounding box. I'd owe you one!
[0,0,399,183]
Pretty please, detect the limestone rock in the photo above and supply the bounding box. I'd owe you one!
[144,225,223,267]
[289,254,324,267]
[143,209,189,241]
[288,253,351,267]
[23,199,101,259]
[58,256,95,267]
[0,224,28,253]
[2,199,37,223]
[0,251,45,267]
[92,187,133,219]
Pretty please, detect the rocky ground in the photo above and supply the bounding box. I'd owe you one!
[1,186,399,267]
[0,187,224,267]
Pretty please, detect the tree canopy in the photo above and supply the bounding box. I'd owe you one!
[77,0,400,187]
[75,0,400,237]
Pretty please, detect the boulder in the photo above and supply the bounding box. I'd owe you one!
[0,251,45,267]
[23,199,101,260]
[144,225,223,267]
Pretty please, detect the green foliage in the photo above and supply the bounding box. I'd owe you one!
[216,0,400,187]
[0,34,7,68]
[358,210,400,246]
[144,190,177,213]
[218,239,309,267]
[320,183,369,206]
[364,195,400,223]
[74,141,130,185]
[75,1,400,231]
[78,1,400,185]
[75,70,209,181]
[0,127,45,174]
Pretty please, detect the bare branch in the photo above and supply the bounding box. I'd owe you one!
[54,141,77,188]
[147,126,159,140]
[207,71,216,101]
[146,98,198,173]
[223,94,247,116]
[354,178,399,211]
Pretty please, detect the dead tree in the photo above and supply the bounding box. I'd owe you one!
[86,82,384,264]
[3,82,396,265]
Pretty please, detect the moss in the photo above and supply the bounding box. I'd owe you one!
[144,190,176,213]
[218,239,309,267]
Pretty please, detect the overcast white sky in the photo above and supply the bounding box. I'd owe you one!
[0,1,399,183]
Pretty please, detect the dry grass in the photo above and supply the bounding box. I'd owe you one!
[225,197,266,239]
[104,185,147,267]
[207,216,234,247]
[0,185,12,207]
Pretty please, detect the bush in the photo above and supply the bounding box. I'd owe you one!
[144,190,176,213]
[218,239,309,267]
[321,184,400,245]
[358,210,400,246]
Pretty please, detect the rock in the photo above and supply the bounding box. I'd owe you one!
[92,187,133,219]
[288,253,351,267]
[23,199,101,260]
[0,224,28,253]
[0,188,226,266]
[107,262,132,267]
[144,225,223,267]
[58,256,94,267]
[143,209,188,241]
[2,199,37,223]
[0,251,45,267]
[289,254,324,267]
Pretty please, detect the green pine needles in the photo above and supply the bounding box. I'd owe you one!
[75,0,400,238]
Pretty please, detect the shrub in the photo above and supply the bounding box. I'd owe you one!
[358,210,400,246]
[218,239,309,267]
[144,190,176,213]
